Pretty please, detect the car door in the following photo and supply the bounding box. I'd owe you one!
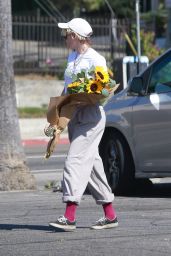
[132,52,171,174]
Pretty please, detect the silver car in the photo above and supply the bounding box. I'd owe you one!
[99,48,171,193]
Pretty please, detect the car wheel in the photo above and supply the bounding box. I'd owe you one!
[99,129,134,194]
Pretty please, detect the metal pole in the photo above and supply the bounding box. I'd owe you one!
[136,0,141,73]
[104,0,116,65]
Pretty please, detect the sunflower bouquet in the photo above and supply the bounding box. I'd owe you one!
[67,66,117,98]
[44,66,119,159]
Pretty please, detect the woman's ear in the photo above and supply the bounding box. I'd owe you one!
[71,33,76,39]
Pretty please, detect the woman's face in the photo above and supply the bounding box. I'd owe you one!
[65,33,78,50]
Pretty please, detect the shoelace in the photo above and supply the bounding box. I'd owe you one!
[96,217,106,224]
[58,216,67,224]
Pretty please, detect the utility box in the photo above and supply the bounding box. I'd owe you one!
[122,56,149,88]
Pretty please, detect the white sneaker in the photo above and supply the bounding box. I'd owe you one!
[91,216,118,230]
[49,216,76,231]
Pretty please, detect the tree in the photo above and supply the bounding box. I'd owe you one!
[0,0,36,190]
[101,0,135,18]
[12,0,135,18]
[52,0,134,17]
[50,0,135,18]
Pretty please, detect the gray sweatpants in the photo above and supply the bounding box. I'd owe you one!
[62,104,114,205]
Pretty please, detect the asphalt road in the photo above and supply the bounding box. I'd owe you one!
[0,144,171,256]
[25,143,171,197]
[25,144,70,190]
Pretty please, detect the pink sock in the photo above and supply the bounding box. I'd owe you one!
[103,203,116,220]
[64,202,77,222]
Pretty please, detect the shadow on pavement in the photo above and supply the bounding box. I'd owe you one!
[53,180,171,198]
[0,224,88,232]
[0,224,59,232]
[124,180,171,198]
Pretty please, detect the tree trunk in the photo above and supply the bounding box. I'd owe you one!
[0,0,36,190]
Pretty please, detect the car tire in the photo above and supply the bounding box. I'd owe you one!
[99,129,135,194]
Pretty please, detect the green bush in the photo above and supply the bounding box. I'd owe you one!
[131,28,165,62]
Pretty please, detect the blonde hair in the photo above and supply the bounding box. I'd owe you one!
[66,28,91,41]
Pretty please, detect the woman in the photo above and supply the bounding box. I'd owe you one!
[49,18,118,231]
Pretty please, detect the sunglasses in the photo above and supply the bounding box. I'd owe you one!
[61,29,73,39]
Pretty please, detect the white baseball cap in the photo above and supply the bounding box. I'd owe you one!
[58,18,93,38]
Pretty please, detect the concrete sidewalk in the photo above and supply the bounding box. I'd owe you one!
[19,118,69,145]
[16,78,69,144]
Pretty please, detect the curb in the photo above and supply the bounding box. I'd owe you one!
[19,118,69,146]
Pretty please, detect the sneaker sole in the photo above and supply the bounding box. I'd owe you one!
[90,222,118,230]
[49,222,76,231]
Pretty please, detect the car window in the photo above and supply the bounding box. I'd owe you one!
[148,54,171,94]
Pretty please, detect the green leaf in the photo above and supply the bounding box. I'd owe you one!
[81,69,86,74]
[77,71,86,79]
[89,65,95,73]
[77,83,84,88]
[109,79,116,88]
[88,66,95,76]
[101,88,109,97]
[78,88,85,93]
[72,74,77,82]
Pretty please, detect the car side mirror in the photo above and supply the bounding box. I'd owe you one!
[128,77,145,96]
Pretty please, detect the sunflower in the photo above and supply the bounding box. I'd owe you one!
[95,66,109,84]
[86,80,103,94]
[67,81,81,88]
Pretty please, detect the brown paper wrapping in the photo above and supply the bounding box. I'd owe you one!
[46,93,105,129]
[44,85,119,159]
